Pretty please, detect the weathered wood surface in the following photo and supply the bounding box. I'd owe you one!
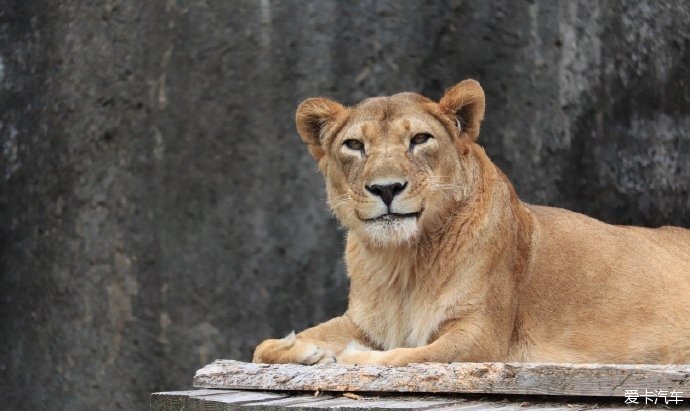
[151,389,666,410]
[194,360,690,398]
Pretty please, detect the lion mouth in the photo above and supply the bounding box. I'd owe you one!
[364,212,420,222]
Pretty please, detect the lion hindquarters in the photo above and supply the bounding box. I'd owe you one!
[523,206,690,363]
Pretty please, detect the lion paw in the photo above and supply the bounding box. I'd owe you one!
[336,340,381,365]
[253,332,335,365]
[298,342,336,365]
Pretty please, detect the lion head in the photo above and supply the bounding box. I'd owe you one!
[295,80,486,247]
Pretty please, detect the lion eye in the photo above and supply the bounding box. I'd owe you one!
[344,139,365,152]
[410,133,433,147]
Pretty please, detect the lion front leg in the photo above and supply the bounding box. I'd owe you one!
[337,320,501,366]
[253,315,364,365]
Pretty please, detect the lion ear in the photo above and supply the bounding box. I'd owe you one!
[296,97,346,161]
[439,79,485,141]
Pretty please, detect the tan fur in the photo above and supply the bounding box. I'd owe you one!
[253,80,690,366]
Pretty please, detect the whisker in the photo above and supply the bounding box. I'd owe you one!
[329,191,355,213]
[427,179,470,200]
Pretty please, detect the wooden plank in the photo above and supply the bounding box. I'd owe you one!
[283,397,460,409]
[187,391,288,411]
[150,389,226,411]
[193,360,690,398]
[151,389,286,411]
[151,390,660,411]
[242,395,340,410]
[245,395,534,411]
[435,403,518,411]
[243,394,512,410]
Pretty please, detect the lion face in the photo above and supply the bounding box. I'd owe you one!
[296,80,485,247]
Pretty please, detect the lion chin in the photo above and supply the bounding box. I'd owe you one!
[360,215,420,247]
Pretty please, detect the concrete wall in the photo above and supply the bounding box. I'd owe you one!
[1,1,688,409]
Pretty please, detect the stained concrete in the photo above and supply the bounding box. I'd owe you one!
[0,1,688,410]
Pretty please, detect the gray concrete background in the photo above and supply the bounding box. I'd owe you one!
[0,1,688,410]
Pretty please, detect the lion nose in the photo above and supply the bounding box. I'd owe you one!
[365,182,407,207]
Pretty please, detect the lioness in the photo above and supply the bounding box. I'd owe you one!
[253,80,690,366]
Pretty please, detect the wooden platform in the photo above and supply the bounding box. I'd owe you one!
[151,389,665,410]
[151,360,690,410]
